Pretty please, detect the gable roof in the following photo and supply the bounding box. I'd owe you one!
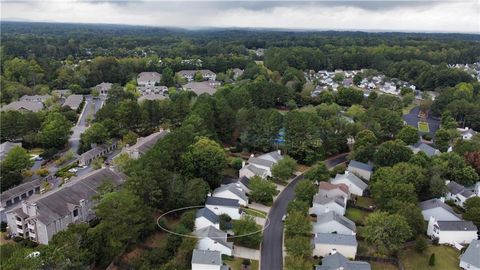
[2,101,44,112]
[313,195,346,208]
[436,220,477,231]
[419,198,459,218]
[447,181,474,197]
[63,94,83,110]
[410,142,439,157]
[243,164,268,177]
[248,156,276,168]
[213,183,248,202]
[191,249,222,266]
[137,72,161,83]
[257,150,283,163]
[348,160,373,172]
[333,172,368,191]
[319,182,349,194]
[205,196,240,208]
[79,140,118,161]
[193,226,232,249]
[196,207,219,224]
[316,211,356,232]
[313,233,357,246]
[183,81,217,95]
[238,176,250,188]
[126,130,169,155]
[316,252,371,270]
[461,239,480,268]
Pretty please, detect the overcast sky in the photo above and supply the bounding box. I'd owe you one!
[2,0,479,33]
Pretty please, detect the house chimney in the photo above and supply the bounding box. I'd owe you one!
[277,150,281,155]
[445,180,450,185]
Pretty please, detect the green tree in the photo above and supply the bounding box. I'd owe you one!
[80,122,109,149]
[37,112,72,149]
[294,180,317,205]
[271,156,297,181]
[287,199,309,214]
[396,125,419,145]
[435,128,458,152]
[463,197,480,228]
[285,211,311,237]
[363,212,412,255]
[232,216,262,248]
[285,236,311,258]
[373,140,413,167]
[346,104,366,120]
[336,87,364,106]
[249,176,279,204]
[194,71,203,81]
[1,146,34,190]
[160,67,174,87]
[304,161,330,182]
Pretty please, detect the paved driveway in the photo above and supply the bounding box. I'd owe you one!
[402,106,440,136]
[233,246,260,260]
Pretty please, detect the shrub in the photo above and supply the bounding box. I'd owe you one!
[429,253,435,266]
[1,222,7,232]
[242,259,251,266]
[414,236,428,253]
[36,168,50,177]
[231,158,244,170]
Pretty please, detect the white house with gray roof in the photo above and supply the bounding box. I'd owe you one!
[313,233,358,258]
[330,172,367,196]
[420,198,461,221]
[94,82,112,96]
[235,176,251,194]
[19,95,51,103]
[313,211,356,235]
[183,81,219,96]
[446,180,476,208]
[191,249,228,270]
[460,239,480,270]
[205,196,242,220]
[427,217,478,245]
[193,226,233,256]
[309,195,347,217]
[1,101,44,113]
[239,150,283,179]
[6,168,123,244]
[316,252,371,270]
[409,142,440,157]
[195,208,220,230]
[347,160,373,181]
[212,183,248,206]
[178,69,216,82]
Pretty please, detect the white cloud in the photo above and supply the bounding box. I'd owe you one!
[1,1,479,33]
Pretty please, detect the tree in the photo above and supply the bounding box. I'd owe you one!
[160,67,174,87]
[80,122,109,150]
[294,180,317,205]
[354,129,377,150]
[37,112,72,150]
[284,211,311,237]
[463,197,480,228]
[414,236,428,254]
[1,146,34,190]
[346,104,365,120]
[396,126,419,145]
[304,162,329,182]
[336,87,364,106]
[363,212,412,255]
[287,199,309,214]
[249,176,279,204]
[285,236,311,258]
[272,156,297,181]
[373,140,413,167]
[435,128,458,152]
[429,253,435,266]
[232,216,262,248]
[182,137,227,188]
[397,203,425,236]
[464,151,480,175]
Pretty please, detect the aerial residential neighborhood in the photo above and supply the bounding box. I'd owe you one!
[1,2,480,270]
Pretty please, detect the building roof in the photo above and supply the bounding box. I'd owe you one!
[315,252,371,270]
[95,82,112,91]
[437,220,477,231]
[183,81,218,95]
[257,150,283,163]
[0,141,22,160]
[191,249,222,266]
[248,156,276,168]
[19,95,50,102]
[205,196,240,208]
[193,225,232,249]
[410,142,439,157]
[8,168,123,225]
[125,130,169,156]
[348,160,373,172]
[333,172,368,191]
[63,94,83,110]
[447,181,474,197]
[238,176,250,188]
[213,183,248,202]
[138,93,168,102]
[419,198,459,218]
[79,140,118,161]
[137,72,161,84]
[313,195,346,208]
[461,239,480,268]
[1,101,44,112]
[316,211,356,232]
[1,178,42,203]
[313,233,357,246]
[319,182,349,194]
[243,164,268,177]
[196,208,219,224]
[178,69,216,76]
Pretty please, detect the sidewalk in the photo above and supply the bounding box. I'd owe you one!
[248,202,270,213]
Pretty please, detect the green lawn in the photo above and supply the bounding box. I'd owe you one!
[223,257,259,270]
[418,121,430,133]
[371,261,398,270]
[242,207,267,218]
[355,196,376,209]
[399,245,460,270]
[357,240,377,256]
[345,208,371,224]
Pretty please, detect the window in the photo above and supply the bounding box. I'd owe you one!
[16,216,22,222]
[73,209,79,217]
[17,225,23,230]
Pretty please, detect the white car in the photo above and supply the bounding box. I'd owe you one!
[282,214,287,222]
[68,168,78,173]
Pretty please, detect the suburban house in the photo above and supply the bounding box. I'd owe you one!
[212,183,249,206]
[183,81,220,96]
[191,249,228,270]
[312,211,356,235]
[239,150,283,179]
[1,178,42,211]
[0,141,22,160]
[409,142,440,157]
[318,182,350,200]
[446,180,476,207]
[315,252,371,270]
[19,95,51,103]
[138,93,168,102]
[427,217,478,245]
[78,140,118,167]
[6,168,123,244]
[195,208,220,230]
[137,72,161,86]
[121,129,169,160]
[205,196,242,220]
[62,94,84,111]
[330,172,368,196]
[460,239,480,270]
[235,176,251,194]
[458,127,477,141]
[94,82,112,96]
[178,69,217,81]
[193,225,233,256]
[347,160,373,181]
[420,198,461,221]
[1,101,44,113]
[232,68,244,80]
[309,195,347,216]
[312,233,358,259]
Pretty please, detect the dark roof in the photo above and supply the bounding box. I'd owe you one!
[461,239,480,268]
[410,142,439,157]
[193,226,232,249]
[63,94,83,110]
[437,220,477,231]
[313,233,357,246]
[348,160,373,172]
[420,198,458,217]
[316,253,371,270]
[238,176,250,188]
[1,178,42,202]
[128,130,169,155]
[205,196,240,208]
[191,249,222,266]
[196,207,219,224]
[316,211,356,232]
[448,181,475,197]
[313,195,346,208]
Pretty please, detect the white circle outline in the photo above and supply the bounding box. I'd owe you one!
[156,205,271,239]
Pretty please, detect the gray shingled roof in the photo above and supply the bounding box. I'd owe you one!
[244,164,268,177]
[183,81,217,95]
[63,94,84,110]
[410,142,439,157]
[191,249,222,266]
[248,156,275,168]
[1,178,41,202]
[238,176,250,188]
[447,181,475,197]
[193,226,232,249]
[333,172,368,191]
[313,233,357,246]
[316,211,356,232]
[196,207,219,224]
[316,253,371,270]
[137,72,161,84]
[419,198,459,217]
[127,130,169,155]
[258,151,283,163]
[461,239,480,268]
[2,101,44,112]
[437,220,477,231]
[348,160,373,172]
[313,195,346,208]
[205,196,240,208]
[79,140,118,161]
[213,183,248,202]
[138,93,168,102]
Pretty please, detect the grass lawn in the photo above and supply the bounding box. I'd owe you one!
[402,103,416,115]
[28,148,44,155]
[418,121,430,133]
[345,208,371,224]
[223,167,238,178]
[399,245,460,270]
[242,207,267,218]
[223,257,259,270]
[371,261,398,270]
[357,240,377,256]
[355,196,376,209]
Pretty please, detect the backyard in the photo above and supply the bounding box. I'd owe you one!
[399,245,460,270]
[345,207,371,225]
[223,257,259,270]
